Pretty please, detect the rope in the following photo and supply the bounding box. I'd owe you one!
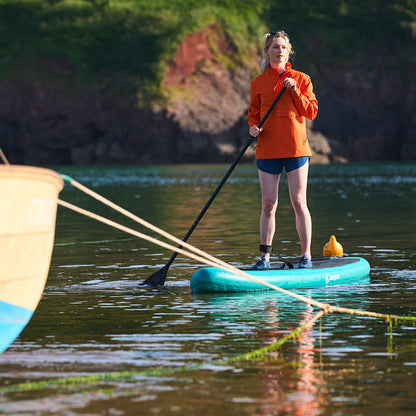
[57,199,331,311]
[0,148,10,165]
[66,178,275,287]
[57,191,416,325]
[54,238,134,247]
[0,175,413,394]
[58,199,333,311]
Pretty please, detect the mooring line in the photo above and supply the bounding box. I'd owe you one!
[58,199,332,312]
[1,178,413,394]
[54,238,134,247]
[58,200,416,322]
[57,183,416,324]
[61,176,263,286]
[0,148,10,165]
[59,176,333,311]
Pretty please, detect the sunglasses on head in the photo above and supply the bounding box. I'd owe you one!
[268,30,288,37]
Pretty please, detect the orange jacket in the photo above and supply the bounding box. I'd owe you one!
[248,63,318,159]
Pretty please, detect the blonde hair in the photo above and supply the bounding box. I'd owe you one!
[261,31,294,72]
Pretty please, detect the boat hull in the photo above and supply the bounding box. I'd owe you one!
[190,257,370,293]
[0,165,63,353]
[0,301,34,353]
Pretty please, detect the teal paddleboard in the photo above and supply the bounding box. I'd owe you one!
[190,257,370,293]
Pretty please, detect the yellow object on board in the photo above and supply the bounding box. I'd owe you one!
[323,235,343,257]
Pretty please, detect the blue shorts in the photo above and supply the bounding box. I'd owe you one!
[256,157,310,174]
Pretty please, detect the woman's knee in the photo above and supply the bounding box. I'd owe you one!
[262,198,277,216]
[291,195,308,213]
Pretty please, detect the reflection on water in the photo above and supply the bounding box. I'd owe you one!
[0,162,415,415]
[258,307,327,416]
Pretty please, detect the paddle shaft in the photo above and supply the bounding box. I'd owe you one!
[161,86,288,270]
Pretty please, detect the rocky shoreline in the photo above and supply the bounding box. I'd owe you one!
[1,26,415,165]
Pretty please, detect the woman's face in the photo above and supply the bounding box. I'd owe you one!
[266,37,289,66]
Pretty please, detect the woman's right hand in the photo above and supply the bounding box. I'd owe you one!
[249,125,263,137]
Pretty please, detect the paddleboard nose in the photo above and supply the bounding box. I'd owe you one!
[323,235,343,257]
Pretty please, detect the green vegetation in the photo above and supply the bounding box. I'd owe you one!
[1,308,414,394]
[0,0,415,101]
[268,0,416,69]
[0,0,263,83]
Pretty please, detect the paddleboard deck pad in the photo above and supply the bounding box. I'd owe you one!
[190,256,370,293]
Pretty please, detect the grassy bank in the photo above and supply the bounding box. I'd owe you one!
[0,1,262,85]
[0,0,415,95]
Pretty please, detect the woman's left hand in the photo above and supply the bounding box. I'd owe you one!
[282,77,297,92]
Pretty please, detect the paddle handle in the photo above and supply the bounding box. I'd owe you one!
[164,87,287,268]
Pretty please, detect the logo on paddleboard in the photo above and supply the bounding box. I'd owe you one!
[325,273,341,284]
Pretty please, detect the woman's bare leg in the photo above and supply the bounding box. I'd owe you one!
[258,170,281,260]
[287,162,312,259]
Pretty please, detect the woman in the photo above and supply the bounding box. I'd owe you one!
[248,30,318,269]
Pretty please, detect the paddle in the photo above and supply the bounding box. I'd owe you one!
[141,86,287,286]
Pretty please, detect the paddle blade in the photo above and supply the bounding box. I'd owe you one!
[140,264,169,286]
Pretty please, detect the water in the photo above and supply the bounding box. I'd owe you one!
[1,162,415,415]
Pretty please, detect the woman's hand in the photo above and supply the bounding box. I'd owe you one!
[249,125,263,137]
[282,77,297,92]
